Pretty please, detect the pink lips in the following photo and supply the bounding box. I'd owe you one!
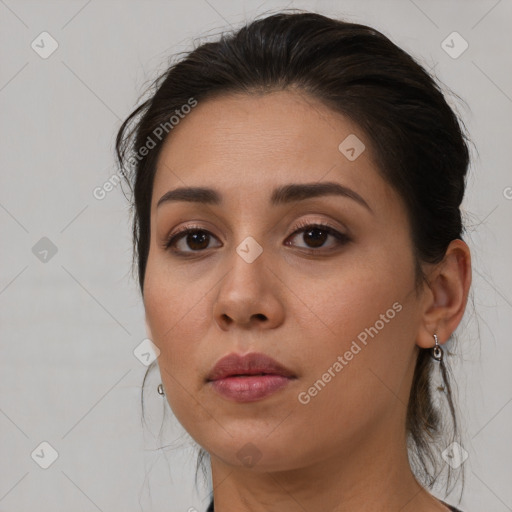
[206,352,296,402]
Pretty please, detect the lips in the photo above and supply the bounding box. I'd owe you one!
[206,352,296,403]
[206,352,296,381]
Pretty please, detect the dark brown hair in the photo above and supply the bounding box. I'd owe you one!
[116,9,471,497]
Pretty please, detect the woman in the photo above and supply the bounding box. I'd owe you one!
[116,11,472,512]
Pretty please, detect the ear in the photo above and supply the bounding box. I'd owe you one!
[416,239,472,349]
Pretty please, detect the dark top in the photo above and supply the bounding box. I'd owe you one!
[205,499,463,511]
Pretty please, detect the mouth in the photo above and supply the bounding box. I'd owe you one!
[206,352,297,402]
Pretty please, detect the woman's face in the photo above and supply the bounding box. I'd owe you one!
[144,90,426,471]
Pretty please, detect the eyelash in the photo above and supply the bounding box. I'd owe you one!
[163,219,351,256]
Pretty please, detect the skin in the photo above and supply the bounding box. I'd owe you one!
[143,90,472,512]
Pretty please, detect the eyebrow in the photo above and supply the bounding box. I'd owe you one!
[156,181,373,213]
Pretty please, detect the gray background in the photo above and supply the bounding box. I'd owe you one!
[1,0,511,511]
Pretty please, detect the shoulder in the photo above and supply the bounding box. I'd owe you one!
[442,502,465,512]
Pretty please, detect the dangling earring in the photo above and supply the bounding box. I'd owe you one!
[157,383,165,396]
[431,334,443,362]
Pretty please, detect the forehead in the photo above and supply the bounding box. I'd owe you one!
[152,90,393,211]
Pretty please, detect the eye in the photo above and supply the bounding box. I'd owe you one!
[163,221,351,256]
[163,224,221,254]
[284,221,350,252]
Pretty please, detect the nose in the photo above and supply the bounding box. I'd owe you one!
[212,244,285,332]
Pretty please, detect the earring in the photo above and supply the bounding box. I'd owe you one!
[157,383,165,396]
[431,334,443,362]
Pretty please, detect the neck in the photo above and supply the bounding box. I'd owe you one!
[208,411,448,512]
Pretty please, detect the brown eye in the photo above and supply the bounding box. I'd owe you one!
[163,222,350,256]
[300,226,329,248]
[182,231,210,250]
[286,223,350,251]
[164,227,221,253]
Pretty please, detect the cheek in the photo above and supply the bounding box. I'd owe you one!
[143,257,216,418]
[286,314,417,463]
[143,253,208,344]
[288,251,419,425]
[289,251,413,357]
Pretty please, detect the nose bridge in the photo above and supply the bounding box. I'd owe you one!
[225,233,267,296]
[225,192,268,275]
[213,232,284,329]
